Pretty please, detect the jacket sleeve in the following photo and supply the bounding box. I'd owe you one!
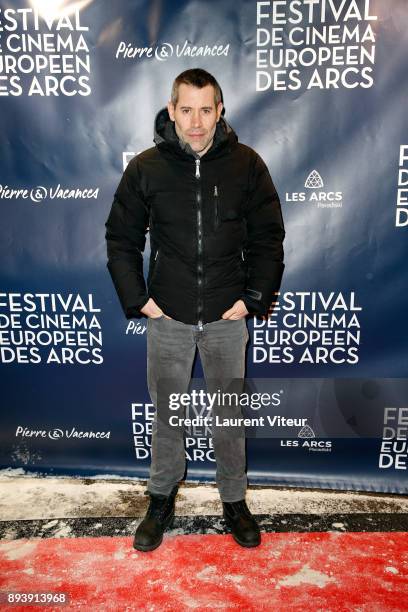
[239,153,285,317]
[104,159,150,319]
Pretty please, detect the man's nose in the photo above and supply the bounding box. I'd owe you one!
[191,111,202,128]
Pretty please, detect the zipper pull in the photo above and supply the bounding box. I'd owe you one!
[198,320,203,331]
[155,250,159,260]
[214,185,218,196]
[195,159,200,178]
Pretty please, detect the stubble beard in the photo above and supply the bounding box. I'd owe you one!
[186,128,216,156]
[175,122,216,156]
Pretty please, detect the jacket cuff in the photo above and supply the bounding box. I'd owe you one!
[239,289,267,317]
[125,295,149,319]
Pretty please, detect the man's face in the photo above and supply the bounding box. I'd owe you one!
[167,83,223,157]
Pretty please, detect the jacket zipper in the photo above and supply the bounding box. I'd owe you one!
[214,185,219,231]
[195,159,203,331]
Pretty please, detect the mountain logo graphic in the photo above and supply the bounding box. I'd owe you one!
[305,170,324,189]
[298,425,315,438]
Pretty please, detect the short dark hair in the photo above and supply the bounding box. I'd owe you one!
[170,68,222,107]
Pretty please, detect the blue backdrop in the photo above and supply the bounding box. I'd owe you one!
[1,0,407,494]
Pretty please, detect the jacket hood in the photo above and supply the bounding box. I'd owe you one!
[153,107,238,160]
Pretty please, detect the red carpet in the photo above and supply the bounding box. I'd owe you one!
[0,532,407,610]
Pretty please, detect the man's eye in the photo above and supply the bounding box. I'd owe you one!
[203,109,211,114]
[182,109,190,114]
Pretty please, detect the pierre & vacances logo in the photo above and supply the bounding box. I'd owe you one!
[115,40,230,61]
[16,425,111,440]
[0,184,99,202]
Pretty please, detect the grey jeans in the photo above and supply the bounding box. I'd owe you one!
[146,315,249,502]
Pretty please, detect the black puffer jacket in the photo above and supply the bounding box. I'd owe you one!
[105,108,285,325]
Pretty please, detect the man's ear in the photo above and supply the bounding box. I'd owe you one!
[216,102,224,121]
[167,100,175,121]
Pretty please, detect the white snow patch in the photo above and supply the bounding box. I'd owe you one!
[52,522,72,538]
[2,540,38,560]
[113,549,126,560]
[277,564,335,588]
[196,565,217,581]
[0,468,37,478]
[225,574,244,583]
[2,528,18,540]
[1,472,408,522]
[166,528,186,536]
[42,520,59,530]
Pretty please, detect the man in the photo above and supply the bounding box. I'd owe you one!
[105,68,285,551]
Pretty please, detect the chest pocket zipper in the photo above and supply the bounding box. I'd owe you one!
[150,249,160,285]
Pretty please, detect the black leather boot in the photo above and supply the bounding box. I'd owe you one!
[222,499,261,547]
[133,485,178,552]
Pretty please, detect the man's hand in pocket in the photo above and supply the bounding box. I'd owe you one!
[221,299,249,320]
[141,298,172,319]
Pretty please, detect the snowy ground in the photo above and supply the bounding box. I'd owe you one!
[0,467,407,540]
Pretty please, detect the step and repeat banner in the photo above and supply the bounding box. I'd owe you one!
[1,0,407,493]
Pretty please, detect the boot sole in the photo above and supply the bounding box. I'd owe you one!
[133,513,175,552]
[223,514,261,548]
